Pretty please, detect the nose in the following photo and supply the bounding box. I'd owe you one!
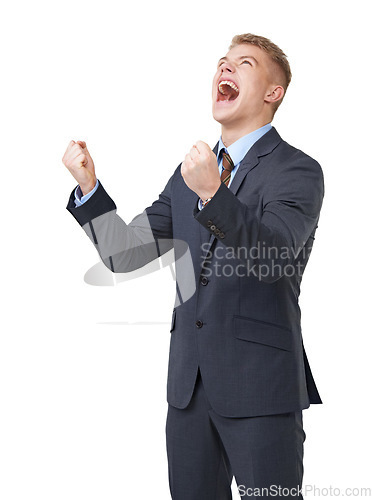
[220,61,234,74]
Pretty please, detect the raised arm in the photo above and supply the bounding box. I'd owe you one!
[63,140,174,273]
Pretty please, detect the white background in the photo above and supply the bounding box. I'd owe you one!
[1,0,371,498]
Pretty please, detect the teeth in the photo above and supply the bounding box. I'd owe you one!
[218,80,239,94]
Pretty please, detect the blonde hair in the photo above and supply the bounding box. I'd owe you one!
[229,33,292,115]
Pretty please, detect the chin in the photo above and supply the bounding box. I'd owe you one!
[212,106,239,126]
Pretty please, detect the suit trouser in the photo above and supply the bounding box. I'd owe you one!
[165,368,305,500]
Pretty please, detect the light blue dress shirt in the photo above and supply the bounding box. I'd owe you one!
[73,123,272,208]
[74,179,99,206]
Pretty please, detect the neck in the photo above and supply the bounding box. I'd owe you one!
[220,118,271,148]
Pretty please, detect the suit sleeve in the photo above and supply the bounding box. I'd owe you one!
[66,172,175,273]
[194,154,324,282]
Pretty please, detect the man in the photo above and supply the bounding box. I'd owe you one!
[63,33,324,499]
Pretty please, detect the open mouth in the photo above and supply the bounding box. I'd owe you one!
[217,80,239,102]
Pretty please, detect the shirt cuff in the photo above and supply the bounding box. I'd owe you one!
[74,179,99,207]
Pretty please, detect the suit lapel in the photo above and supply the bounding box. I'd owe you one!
[228,152,259,195]
[229,126,282,195]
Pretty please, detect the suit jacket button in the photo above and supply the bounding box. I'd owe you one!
[200,276,209,286]
[207,220,213,227]
[219,232,225,238]
[210,224,216,231]
[195,320,203,328]
[214,228,220,235]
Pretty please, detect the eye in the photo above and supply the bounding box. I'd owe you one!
[241,60,252,66]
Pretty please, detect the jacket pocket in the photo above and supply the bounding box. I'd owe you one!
[170,308,176,333]
[233,315,292,351]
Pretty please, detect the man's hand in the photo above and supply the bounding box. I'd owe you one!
[181,141,221,201]
[62,140,97,195]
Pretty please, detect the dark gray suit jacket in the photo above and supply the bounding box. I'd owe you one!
[66,126,324,417]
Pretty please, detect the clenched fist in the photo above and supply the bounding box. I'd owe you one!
[62,140,97,195]
[181,141,221,201]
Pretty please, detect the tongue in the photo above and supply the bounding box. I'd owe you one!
[219,84,238,101]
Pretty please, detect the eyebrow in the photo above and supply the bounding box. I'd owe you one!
[218,55,259,65]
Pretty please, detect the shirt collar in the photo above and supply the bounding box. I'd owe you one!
[217,122,272,167]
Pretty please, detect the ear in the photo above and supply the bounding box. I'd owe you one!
[264,85,285,105]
